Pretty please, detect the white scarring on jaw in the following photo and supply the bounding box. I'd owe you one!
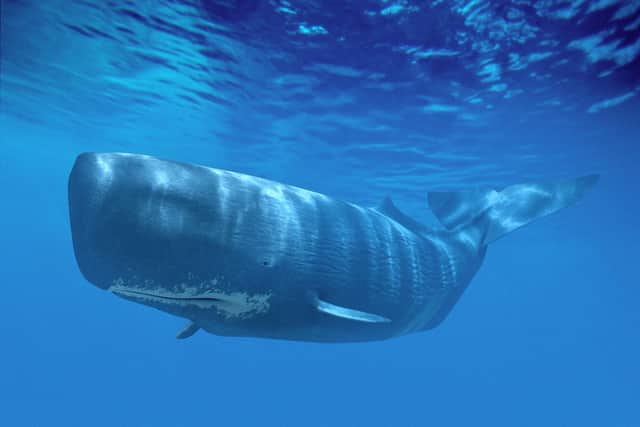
[109,278,272,320]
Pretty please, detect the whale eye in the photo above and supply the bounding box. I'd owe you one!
[260,255,277,268]
[254,251,278,268]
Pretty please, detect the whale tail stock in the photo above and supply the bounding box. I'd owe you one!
[427,174,600,246]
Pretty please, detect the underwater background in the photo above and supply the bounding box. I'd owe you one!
[1,0,639,426]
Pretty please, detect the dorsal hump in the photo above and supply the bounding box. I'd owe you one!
[376,196,427,234]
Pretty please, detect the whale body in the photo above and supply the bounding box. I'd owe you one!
[68,153,598,342]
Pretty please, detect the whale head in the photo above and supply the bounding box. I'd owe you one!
[68,152,300,335]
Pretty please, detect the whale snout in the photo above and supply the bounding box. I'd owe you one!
[68,152,121,289]
[68,152,227,291]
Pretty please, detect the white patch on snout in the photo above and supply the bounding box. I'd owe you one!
[96,156,113,176]
[110,278,272,320]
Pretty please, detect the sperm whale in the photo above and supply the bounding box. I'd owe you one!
[68,152,598,342]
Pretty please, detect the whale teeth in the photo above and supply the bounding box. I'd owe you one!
[176,321,200,339]
[313,295,391,323]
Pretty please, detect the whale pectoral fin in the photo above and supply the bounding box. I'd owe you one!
[176,321,200,339]
[314,297,391,323]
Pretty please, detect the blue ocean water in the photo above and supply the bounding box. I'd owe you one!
[1,0,639,425]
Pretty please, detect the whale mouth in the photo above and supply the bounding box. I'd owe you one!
[110,286,227,311]
[109,284,273,319]
[111,288,223,303]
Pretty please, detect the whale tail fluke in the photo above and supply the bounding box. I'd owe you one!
[428,174,599,246]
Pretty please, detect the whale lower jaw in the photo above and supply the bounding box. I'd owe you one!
[109,285,272,320]
[111,287,224,306]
